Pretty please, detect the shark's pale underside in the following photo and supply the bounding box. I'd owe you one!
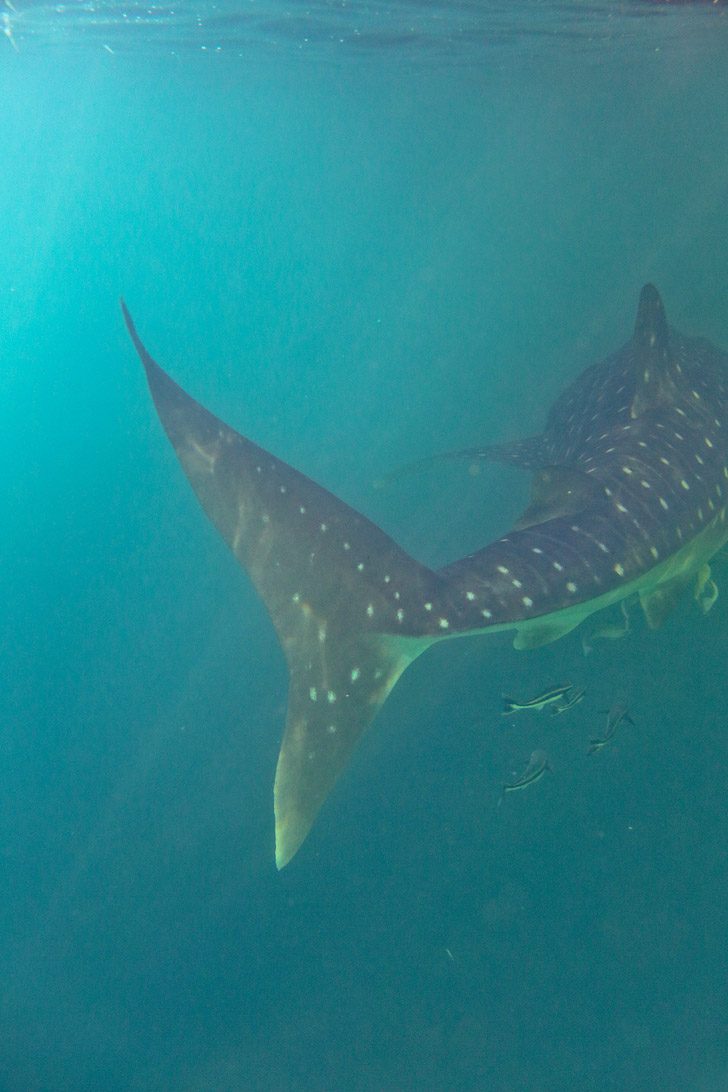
[122,285,728,867]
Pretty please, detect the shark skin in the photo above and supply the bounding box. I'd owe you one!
[122,286,728,867]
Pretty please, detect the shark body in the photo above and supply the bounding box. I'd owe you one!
[122,285,728,867]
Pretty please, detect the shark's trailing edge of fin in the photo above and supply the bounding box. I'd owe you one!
[122,300,447,866]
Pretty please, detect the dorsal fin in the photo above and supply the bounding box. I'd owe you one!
[630,283,678,419]
[511,465,599,531]
[122,301,446,867]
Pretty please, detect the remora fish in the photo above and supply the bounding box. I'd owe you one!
[549,683,587,716]
[694,562,719,613]
[502,684,574,715]
[502,749,552,794]
[122,284,728,868]
[588,701,635,754]
[582,600,631,654]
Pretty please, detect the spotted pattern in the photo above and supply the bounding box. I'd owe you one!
[438,291,728,628]
[186,293,728,656]
[129,288,728,870]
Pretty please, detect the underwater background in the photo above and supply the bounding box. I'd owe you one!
[2,2,728,1089]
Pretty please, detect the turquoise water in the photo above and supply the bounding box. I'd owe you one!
[2,6,728,1089]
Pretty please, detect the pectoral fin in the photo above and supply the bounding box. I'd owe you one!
[374,434,551,487]
[512,465,601,532]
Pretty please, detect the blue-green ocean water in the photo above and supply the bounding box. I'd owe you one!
[2,4,728,1089]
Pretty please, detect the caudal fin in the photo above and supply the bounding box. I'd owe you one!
[122,301,453,866]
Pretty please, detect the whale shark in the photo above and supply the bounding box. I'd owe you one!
[122,285,728,867]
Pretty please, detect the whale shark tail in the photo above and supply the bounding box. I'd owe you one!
[122,301,449,866]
